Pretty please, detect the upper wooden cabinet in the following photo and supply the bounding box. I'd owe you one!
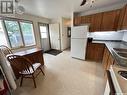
[81,15,92,24]
[121,5,127,30]
[90,13,103,32]
[73,4,127,32]
[74,16,81,26]
[117,6,126,30]
[101,10,120,31]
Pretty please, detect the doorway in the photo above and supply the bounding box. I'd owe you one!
[39,23,50,52]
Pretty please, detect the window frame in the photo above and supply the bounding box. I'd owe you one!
[19,21,36,47]
[1,17,36,49]
[40,26,48,38]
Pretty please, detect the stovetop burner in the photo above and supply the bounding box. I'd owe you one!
[118,70,127,80]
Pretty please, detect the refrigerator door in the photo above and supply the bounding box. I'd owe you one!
[71,26,88,39]
[71,38,87,60]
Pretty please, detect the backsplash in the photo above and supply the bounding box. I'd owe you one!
[88,31,124,41]
[123,31,127,42]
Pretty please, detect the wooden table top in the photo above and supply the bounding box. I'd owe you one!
[14,48,43,56]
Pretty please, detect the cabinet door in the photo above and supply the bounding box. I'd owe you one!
[121,5,127,30]
[86,43,104,62]
[81,15,92,24]
[101,10,119,31]
[117,6,126,30]
[86,43,94,60]
[74,17,81,26]
[102,47,110,70]
[106,54,114,70]
[90,13,103,32]
[94,43,105,62]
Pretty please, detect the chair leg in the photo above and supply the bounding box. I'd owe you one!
[40,68,45,76]
[20,75,24,87]
[32,74,36,88]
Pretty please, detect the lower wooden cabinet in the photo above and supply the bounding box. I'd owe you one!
[86,43,105,62]
[106,54,115,70]
[102,47,115,73]
[102,47,110,70]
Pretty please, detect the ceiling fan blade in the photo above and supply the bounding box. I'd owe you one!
[80,0,86,6]
[15,0,20,3]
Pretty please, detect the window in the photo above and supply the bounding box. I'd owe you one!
[40,25,48,38]
[0,20,8,46]
[4,20,23,48]
[20,22,35,46]
[2,19,36,48]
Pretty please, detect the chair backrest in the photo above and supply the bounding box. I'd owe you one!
[7,55,34,78]
[0,45,13,57]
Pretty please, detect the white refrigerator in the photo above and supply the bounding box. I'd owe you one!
[71,25,89,60]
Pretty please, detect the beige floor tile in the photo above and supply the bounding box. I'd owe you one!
[12,50,105,95]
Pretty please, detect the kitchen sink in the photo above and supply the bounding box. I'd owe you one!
[112,48,127,67]
[117,52,127,58]
[118,70,127,80]
[113,48,127,53]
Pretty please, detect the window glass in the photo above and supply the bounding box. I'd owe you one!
[40,26,47,38]
[0,20,8,46]
[4,20,23,48]
[20,22,35,46]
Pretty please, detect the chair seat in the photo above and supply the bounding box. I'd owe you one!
[19,63,41,75]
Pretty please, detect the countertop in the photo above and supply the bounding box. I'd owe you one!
[91,40,127,94]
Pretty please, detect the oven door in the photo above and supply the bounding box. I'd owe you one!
[104,70,116,95]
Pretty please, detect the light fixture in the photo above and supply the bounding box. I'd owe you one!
[15,0,25,14]
[16,6,25,14]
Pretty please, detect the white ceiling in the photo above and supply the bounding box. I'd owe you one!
[19,0,127,19]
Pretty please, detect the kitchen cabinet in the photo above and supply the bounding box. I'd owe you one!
[117,5,126,30]
[102,47,110,71]
[102,47,115,73]
[81,15,92,24]
[86,42,105,62]
[74,16,81,26]
[90,13,103,32]
[73,4,127,32]
[121,4,127,30]
[106,54,115,70]
[74,10,120,32]
[101,10,120,31]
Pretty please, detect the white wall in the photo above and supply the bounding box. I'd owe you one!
[3,13,51,52]
[123,31,127,42]
[60,17,71,50]
[88,31,124,41]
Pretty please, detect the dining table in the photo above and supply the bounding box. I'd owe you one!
[14,48,44,66]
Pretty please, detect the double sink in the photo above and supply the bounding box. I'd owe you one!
[112,48,127,67]
[112,48,127,79]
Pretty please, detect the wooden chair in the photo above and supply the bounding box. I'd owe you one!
[7,55,45,88]
[0,45,13,57]
[0,45,16,79]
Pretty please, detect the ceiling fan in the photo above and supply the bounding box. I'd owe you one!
[80,0,95,7]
